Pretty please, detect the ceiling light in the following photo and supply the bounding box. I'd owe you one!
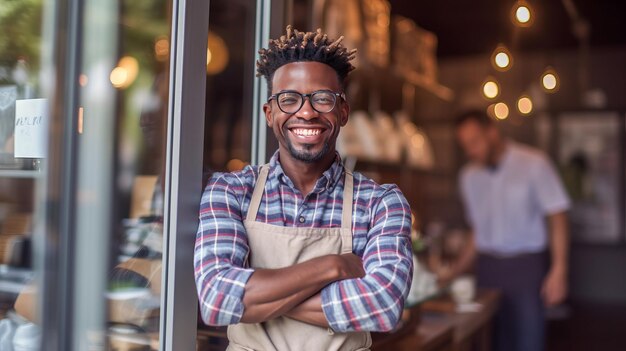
[517,95,533,115]
[512,1,533,27]
[541,67,559,92]
[492,45,513,71]
[494,102,509,120]
[482,78,500,99]
[207,31,229,75]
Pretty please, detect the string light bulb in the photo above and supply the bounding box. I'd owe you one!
[541,67,559,92]
[109,56,139,89]
[494,102,510,120]
[512,0,534,27]
[482,77,500,99]
[517,95,533,115]
[491,44,513,71]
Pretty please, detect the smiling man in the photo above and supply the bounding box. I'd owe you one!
[194,26,413,351]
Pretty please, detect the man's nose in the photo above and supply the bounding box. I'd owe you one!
[295,97,318,119]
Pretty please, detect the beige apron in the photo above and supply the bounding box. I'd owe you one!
[227,164,372,351]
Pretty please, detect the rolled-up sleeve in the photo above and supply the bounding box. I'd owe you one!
[320,186,413,332]
[532,156,571,215]
[194,173,254,326]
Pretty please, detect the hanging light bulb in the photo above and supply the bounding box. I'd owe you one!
[494,102,510,120]
[512,0,534,27]
[482,77,500,99]
[492,44,513,71]
[206,31,229,75]
[517,95,533,115]
[541,67,559,92]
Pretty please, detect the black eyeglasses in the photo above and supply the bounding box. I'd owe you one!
[268,90,345,114]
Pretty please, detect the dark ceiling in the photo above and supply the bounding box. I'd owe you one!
[388,0,626,57]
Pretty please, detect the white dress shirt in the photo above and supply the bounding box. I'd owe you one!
[460,141,571,255]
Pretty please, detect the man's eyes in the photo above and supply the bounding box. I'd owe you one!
[278,92,334,105]
[279,96,300,104]
[312,95,333,104]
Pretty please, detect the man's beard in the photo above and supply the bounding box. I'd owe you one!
[285,138,331,163]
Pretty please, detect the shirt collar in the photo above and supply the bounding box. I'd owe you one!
[483,140,515,173]
[269,151,345,193]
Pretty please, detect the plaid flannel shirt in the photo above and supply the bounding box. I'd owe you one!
[194,151,413,332]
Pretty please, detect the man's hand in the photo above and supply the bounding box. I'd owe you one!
[543,211,569,307]
[542,267,567,307]
[336,253,365,280]
[281,254,365,327]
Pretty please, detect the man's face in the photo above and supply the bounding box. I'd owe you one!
[263,62,349,164]
[456,120,496,165]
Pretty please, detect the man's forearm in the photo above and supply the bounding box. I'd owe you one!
[240,253,363,323]
[548,212,568,273]
[284,293,329,327]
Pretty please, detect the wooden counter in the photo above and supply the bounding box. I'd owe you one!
[380,289,500,351]
[421,289,501,351]
[381,318,455,351]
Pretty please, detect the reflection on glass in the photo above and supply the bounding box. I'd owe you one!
[0,0,46,349]
[203,0,255,178]
[79,1,172,349]
[197,0,256,348]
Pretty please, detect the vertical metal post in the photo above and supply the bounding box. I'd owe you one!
[160,0,209,349]
[71,0,119,348]
[38,0,82,349]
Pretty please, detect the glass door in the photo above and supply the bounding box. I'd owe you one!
[70,0,175,349]
[1,0,207,349]
[0,1,59,350]
[68,0,212,350]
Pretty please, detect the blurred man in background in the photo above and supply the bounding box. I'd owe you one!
[442,110,571,351]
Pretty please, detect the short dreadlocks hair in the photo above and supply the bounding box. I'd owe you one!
[256,25,357,92]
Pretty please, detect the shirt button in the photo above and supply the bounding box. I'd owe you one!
[298,216,305,223]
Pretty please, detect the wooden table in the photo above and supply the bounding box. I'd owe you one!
[381,289,500,351]
[381,318,455,351]
[421,289,501,351]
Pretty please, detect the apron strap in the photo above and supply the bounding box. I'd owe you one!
[341,169,354,231]
[246,164,270,222]
[247,163,353,231]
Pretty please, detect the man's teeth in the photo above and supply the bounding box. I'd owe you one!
[292,128,322,136]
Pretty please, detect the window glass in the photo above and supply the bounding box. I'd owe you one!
[0,0,49,349]
[72,0,172,349]
[196,0,257,348]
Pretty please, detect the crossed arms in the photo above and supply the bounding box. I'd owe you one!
[239,253,365,327]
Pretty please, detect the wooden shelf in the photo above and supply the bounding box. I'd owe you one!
[354,65,455,102]
[0,169,42,179]
[352,159,453,177]
[393,68,455,102]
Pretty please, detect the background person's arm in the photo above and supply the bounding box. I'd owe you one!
[530,154,571,307]
[437,232,477,285]
[542,211,569,306]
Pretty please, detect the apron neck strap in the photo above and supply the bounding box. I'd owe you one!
[341,170,354,231]
[246,164,354,232]
[246,164,270,221]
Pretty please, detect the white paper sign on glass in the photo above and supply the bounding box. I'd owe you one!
[14,98,49,158]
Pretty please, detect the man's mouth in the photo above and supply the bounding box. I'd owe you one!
[291,128,323,137]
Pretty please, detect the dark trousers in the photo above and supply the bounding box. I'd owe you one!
[477,252,548,351]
